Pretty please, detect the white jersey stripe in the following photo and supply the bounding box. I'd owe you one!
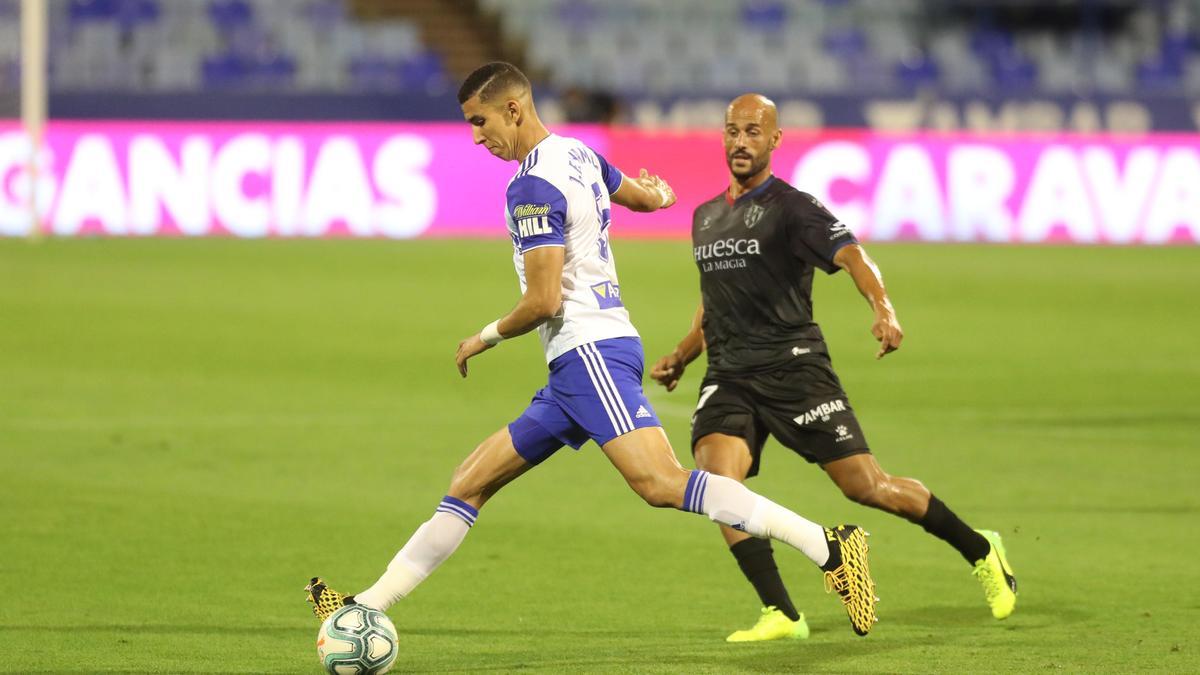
[577,344,624,434]
[581,345,632,435]
[583,342,635,431]
[575,346,627,435]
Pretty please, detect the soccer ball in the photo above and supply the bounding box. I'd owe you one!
[316,604,398,675]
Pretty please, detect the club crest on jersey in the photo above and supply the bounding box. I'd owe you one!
[743,204,765,229]
[591,281,624,309]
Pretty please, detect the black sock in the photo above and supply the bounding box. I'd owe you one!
[729,538,801,621]
[919,495,991,564]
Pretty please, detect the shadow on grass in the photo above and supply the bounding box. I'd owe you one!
[380,625,928,674]
[405,638,918,674]
[874,602,1091,632]
[386,605,1098,673]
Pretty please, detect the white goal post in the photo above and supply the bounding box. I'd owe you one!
[21,0,47,238]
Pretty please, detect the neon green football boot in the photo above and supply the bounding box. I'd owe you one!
[972,530,1017,619]
[725,606,810,642]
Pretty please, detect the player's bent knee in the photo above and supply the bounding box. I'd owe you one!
[447,465,483,502]
[627,475,683,509]
[692,450,736,477]
[842,474,917,513]
[693,435,752,480]
[447,454,498,504]
[841,478,885,508]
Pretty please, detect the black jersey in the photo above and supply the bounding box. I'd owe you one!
[692,176,857,375]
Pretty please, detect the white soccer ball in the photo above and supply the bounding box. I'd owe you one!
[316,604,398,675]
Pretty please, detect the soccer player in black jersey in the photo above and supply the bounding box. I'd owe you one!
[651,94,1017,642]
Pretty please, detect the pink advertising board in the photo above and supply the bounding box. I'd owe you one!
[1,121,1197,244]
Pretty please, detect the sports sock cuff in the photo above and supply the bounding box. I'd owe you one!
[730,536,772,555]
[682,470,710,514]
[729,537,775,573]
[435,496,479,527]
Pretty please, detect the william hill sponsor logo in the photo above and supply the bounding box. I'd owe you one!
[513,203,552,218]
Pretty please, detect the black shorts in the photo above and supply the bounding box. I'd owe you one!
[690,357,869,477]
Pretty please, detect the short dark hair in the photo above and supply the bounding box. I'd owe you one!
[457,62,530,104]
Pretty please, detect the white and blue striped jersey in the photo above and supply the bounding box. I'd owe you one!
[503,134,638,363]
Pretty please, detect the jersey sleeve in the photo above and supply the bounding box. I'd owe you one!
[787,192,858,274]
[594,151,624,195]
[506,175,568,253]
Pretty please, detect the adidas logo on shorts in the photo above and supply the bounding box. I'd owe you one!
[635,405,652,419]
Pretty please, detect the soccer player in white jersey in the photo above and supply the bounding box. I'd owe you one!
[305,62,878,637]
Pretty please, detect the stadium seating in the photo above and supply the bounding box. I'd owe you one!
[483,0,1200,96]
[0,0,445,92]
[1,0,1197,98]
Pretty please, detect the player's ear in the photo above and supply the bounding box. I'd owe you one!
[770,128,782,150]
[505,99,521,124]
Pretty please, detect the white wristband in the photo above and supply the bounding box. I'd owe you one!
[480,319,504,346]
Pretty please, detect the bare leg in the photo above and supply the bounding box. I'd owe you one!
[355,426,532,609]
[695,432,802,621]
[599,427,832,567]
[447,426,536,510]
[599,426,690,508]
[693,432,755,546]
[823,453,989,564]
[822,453,930,521]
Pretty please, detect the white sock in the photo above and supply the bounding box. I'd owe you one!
[354,497,477,610]
[684,470,830,567]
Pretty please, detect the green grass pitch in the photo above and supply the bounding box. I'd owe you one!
[1,238,1197,673]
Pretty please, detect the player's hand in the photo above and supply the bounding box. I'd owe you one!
[636,169,676,210]
[455,334,493,378]
[871,310,904,359]
[650,352,686,391]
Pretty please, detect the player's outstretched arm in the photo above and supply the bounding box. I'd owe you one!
[611,169,677,212]
[456,246,565,377]
[833,244,904,359]
[650,303,705,391]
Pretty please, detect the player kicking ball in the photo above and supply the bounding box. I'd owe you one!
[651,94,1016,643]
[305,65,877,637]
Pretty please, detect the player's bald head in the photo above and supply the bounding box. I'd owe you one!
[723,93,781,181]
[458,62,531,107]
[726,93,779,132]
